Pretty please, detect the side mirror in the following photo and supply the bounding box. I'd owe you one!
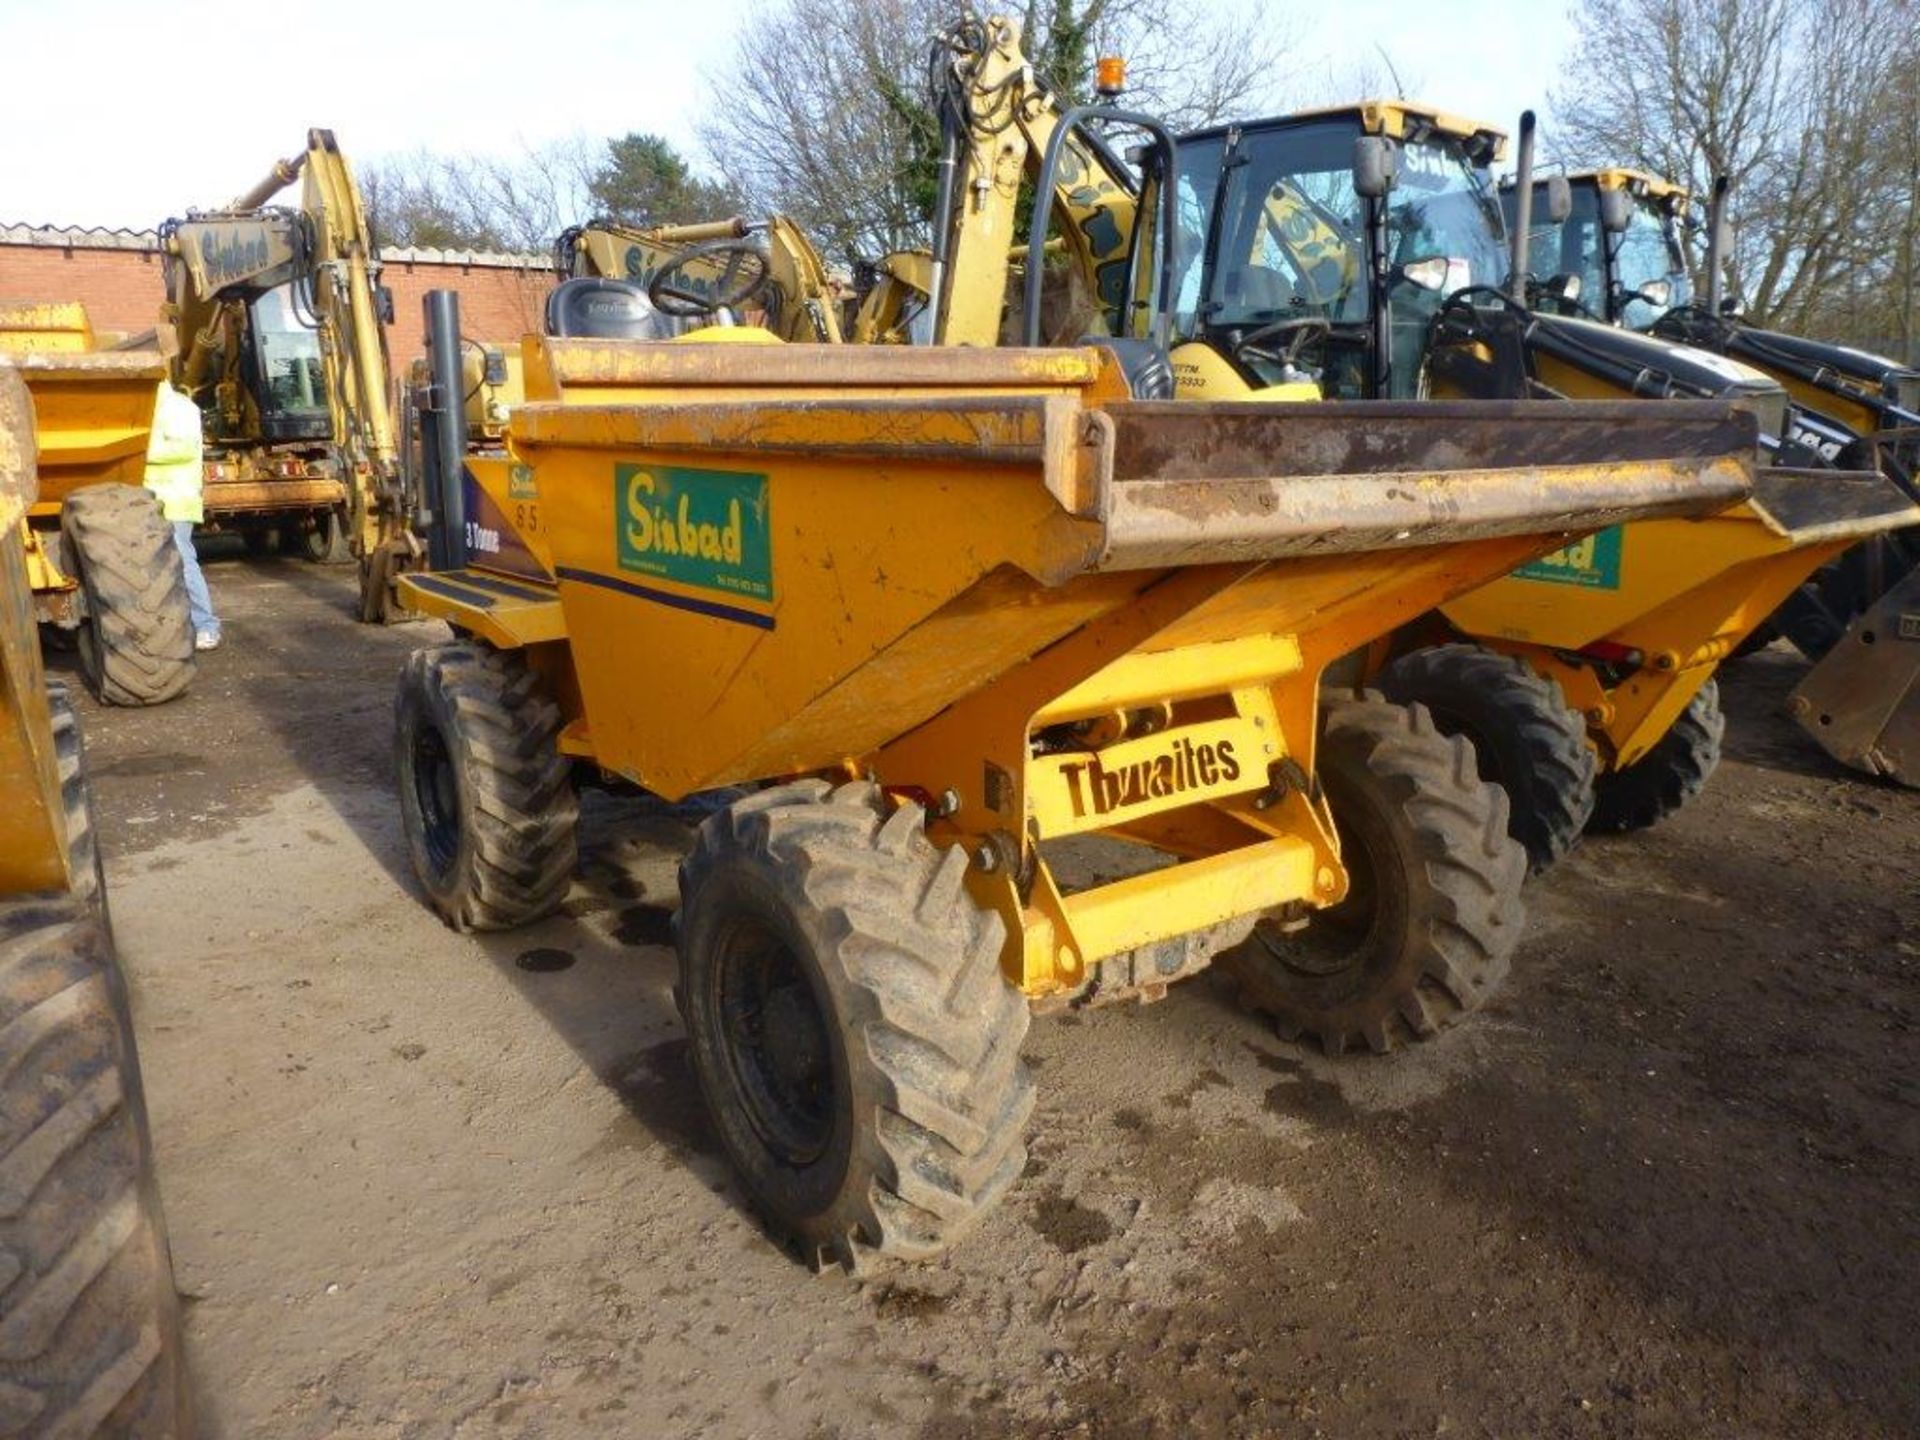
[376,285,396,326]
[1399,256,1450,292]
[1637,279,1672,308]
[1352,136,1399,199]
[1598,186,1632,234]
[1545,176,1572,224]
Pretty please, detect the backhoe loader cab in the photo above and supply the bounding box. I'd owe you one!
[1173,102,1509,399]
[1170,106,1788,423]
[1506,170,1693,329]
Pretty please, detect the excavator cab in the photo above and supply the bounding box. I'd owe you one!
[242,282,330,442]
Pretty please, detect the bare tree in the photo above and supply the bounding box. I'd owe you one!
[364,138,599,254]
[1552,0,1918,341]
[697,0,1290,264]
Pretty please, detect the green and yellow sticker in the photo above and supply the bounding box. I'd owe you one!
[1514,526,1624,590]
[614,464,772,602]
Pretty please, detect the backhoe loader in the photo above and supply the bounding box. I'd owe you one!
[386,13,1755,1269]
[0,303,197,706]
[1509,166,1920,782]
[1162,101,1919,849]
[0,360,191,1435]
[159,129,415,621]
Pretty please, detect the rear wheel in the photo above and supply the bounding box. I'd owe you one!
[58,487,194,707]
[394,641,578,930]
[677,781,1032,1272]
[1587,679,1724,833]
[293,509,350,565]
[1376,643,1596,876]
[1219,694,1526,1056]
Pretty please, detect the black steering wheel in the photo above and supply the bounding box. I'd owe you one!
[1434,285,1530,337]
[646,239,772,318]
[1233,316,1331,367]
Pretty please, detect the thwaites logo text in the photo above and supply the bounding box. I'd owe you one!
[1060,737,1241,819]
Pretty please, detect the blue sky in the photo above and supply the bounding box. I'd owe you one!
[0,0,1577,229]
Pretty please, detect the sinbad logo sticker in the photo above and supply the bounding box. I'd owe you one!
[508,464,537,500]
[615,464,772,602]
[1514,526,1624,590]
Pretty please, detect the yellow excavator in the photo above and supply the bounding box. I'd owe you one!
[158,129,415,622]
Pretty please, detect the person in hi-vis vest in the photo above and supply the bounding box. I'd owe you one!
[144,379,221,651]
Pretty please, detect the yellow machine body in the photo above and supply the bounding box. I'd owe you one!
[400,333,1753,998]
[0,362,70,892]
[0,304,167,623]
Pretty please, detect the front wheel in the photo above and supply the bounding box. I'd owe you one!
[1219,694,1527,1056]
[393,641,578,931]
[677,780,1032,1272]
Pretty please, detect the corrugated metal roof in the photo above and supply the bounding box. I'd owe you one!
[0,222,546,269]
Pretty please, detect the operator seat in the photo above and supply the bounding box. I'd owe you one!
[544,277,679,340]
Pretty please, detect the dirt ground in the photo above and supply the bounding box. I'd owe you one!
[54,544,1920,1440]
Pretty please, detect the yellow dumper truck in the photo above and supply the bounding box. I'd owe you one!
[388,269,1755,1266]
[0,361,189,1434]
[0,304,196,707]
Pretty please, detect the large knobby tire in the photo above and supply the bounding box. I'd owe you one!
[1219,694,1527,1056]
[292,510,351,566]
[394,641,578,931]
[1587,679,1725,834]
[0,903,190,1436]
[46,682,100,911]
[677,780,1033,1273]
[1377,643,1597,877]
[57,488,194,708]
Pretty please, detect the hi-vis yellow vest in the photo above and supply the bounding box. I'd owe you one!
[144,382,204,524]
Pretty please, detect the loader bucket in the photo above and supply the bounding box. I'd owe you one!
[1438,465,1920,767]
[1789,564,1920,785]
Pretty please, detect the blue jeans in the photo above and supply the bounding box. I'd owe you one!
[173,521,218,639]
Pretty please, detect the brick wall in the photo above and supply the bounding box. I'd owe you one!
[0,242,167,339]
[0,229,554,364]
